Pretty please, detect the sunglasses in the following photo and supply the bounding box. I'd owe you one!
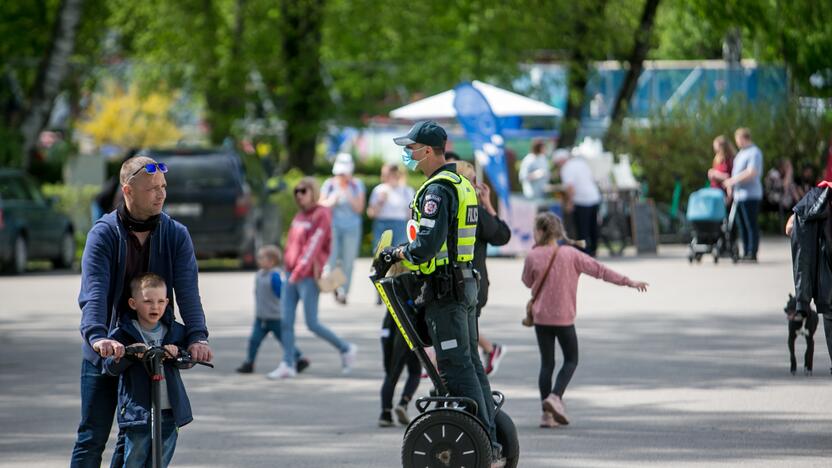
[294,187,309,195]
[127,163,168,182]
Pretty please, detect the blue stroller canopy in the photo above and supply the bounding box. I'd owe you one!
[686,188,727,222]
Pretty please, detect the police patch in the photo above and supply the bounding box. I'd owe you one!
[466,206,479,224]
[423,200,439,216]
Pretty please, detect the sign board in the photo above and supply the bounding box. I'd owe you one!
[630,199,659,254]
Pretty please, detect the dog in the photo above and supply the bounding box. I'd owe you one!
[784,294,819,375]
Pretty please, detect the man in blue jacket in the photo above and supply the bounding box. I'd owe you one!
[71,155,212,467]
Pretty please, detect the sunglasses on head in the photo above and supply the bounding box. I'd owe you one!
[294,187,308,195]
[127,163,168,182]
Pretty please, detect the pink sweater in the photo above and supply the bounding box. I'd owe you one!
[522,245,633,326]
[284,205,332,283]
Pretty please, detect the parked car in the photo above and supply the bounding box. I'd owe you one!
[144,148,271,267]
[0,169,75,274]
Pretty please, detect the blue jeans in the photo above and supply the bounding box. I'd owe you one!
[280,278,349,367]
[123,412,178,468]
[736,199,761,257]
[372,219,408,249]
[246,319,302,364]
[328,224,362,295]
[71,359,124,468]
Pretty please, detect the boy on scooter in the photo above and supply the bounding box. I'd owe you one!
[101,273,193,467]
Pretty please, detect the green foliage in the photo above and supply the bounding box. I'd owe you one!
[40,183,99,241]
[609,96,832,206]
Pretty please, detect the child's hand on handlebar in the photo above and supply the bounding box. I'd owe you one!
[163,345,179,359]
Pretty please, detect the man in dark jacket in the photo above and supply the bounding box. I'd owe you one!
[789,183,832,373]
[71,155,212,467]
[454,160,512,374]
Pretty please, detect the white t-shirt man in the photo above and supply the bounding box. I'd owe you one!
[560,157,601,206]
[519,153,551,199]
[731,144,764,201]
[368,184,414,220]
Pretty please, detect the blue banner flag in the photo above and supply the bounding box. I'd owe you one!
[452,82,511,210]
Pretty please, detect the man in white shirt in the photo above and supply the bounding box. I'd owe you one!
[555,149,602,256]
[724,127,764,261]
[518,139,551,199]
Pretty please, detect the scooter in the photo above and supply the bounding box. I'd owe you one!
[370,230,520,468]
[123,343,213,468]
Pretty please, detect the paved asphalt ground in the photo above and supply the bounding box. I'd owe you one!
[1,238,831,467]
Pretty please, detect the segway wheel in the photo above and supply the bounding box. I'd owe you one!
[495,410,520,468]
[402,410,491,468]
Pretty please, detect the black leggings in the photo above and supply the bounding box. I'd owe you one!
[535,324,579,400]
[380,313,421,410]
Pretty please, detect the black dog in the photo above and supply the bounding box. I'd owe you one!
[784,294,819,375]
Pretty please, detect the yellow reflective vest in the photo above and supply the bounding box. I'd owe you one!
[402,169,478,275]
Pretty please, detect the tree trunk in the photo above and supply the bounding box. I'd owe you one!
[559,0,608,148]
[607,0,661,142]
[19,0,84,171]
[279,0,328,174]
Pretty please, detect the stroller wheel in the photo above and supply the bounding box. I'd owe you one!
[402,409,491,468]
[713,255,719,264]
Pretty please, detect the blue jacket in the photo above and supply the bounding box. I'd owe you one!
[102,313,193,429]
[78,211,209,365]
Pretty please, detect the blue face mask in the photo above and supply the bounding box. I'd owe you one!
[401,147,421,171]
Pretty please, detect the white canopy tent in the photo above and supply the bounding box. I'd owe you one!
[389,80,562,120]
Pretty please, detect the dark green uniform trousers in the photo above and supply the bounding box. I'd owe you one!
[424,277,497,447]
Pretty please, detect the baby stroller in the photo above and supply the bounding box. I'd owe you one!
[686,187,739,264]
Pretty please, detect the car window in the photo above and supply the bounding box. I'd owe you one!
[0,177,31,201]
[162,155,243,190]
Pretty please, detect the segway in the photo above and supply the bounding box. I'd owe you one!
[124,344,213,468]
[370,231,519,468]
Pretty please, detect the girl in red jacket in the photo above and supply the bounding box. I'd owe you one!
[272,177,357,379]
[522,212,648,428]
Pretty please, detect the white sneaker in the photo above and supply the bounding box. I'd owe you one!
[341,343,358,373]
[267,362,296,379]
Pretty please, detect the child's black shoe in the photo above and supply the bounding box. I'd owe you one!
[236,362,254,374]
[296,357,310,374]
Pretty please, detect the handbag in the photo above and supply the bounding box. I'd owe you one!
[316,266,346,293]
[523,246,559,327]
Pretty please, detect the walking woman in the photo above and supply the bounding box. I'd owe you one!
[273,178,357,379]
[522,212,648,427]
[320,153,366,304]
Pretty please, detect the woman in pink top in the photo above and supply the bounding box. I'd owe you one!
[522,212,648,428]
[273,177,357,379]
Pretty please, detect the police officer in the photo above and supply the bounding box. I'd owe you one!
[375,120,501,461]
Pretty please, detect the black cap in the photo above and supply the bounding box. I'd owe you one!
[393,120,447,147]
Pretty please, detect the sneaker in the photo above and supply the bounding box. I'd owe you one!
[542,393,570,425]
[378,411,394,427]
[540,411,558,428]
[486,344,507,376]
[341,343,358,373]
[334,288,348,305]
[490,445,506,468]
[394,405,410,425]
[266,362,296,379]
[296,357,310,374]
[235,362,254,374]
